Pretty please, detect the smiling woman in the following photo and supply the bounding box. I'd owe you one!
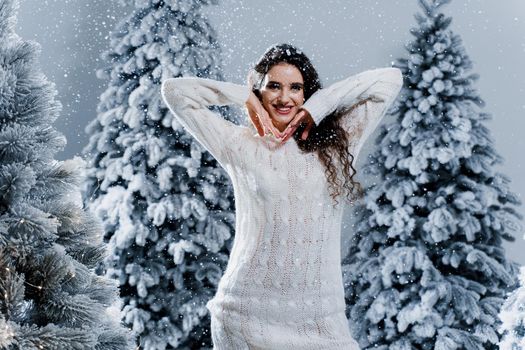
[246,44,400,204]
[256,62,306,132]
[160,43,402,349]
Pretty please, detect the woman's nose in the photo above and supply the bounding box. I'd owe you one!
[278,89,292,103]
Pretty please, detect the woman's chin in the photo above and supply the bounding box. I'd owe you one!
[270,114,295,129]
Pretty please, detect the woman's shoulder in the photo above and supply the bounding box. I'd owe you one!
[223,124,258,152]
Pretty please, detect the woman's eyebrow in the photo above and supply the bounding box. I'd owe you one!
[267,80,304,87]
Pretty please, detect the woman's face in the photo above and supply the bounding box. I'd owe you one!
[260,63,305,132]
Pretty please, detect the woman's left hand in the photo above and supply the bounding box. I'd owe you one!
[280,108,315,143]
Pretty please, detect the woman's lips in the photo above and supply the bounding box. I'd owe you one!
[273,106,293,115]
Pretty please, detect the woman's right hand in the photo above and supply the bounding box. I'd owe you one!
[245,92,283,139]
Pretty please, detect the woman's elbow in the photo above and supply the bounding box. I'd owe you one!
[388,67,403,88]
[160,79,175,100]
[160,78,187,108]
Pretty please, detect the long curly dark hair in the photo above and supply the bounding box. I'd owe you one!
[248,43,367,206]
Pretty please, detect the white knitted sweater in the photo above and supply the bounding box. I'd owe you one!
[161,67,403,349]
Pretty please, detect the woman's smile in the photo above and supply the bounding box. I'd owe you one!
[260,63,305,132]
[273,104,294,115]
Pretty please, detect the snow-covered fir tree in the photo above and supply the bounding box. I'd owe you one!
[342,0,522,349]
[0,0,134,348]
[499,266,525,349]
[82,0,236,348]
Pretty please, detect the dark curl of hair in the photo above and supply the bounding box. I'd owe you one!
[248,43,366,206]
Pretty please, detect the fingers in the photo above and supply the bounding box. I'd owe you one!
[246,92,269,137]
[248,107,265,136]
[281,109,316,142]
[280,110,305,142]
[247,99,314,142]
[280,124,299,143]
[250,109,280,139]
[259,107,283,139]
[300,109,314,140]
[301,122,313,140]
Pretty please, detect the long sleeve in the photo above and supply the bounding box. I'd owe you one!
[302,67,403,161]
[160,77,251,169]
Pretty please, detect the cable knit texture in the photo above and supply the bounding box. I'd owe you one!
[160,67,403,350]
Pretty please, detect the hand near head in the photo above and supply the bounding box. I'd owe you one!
[246,91,284,139]
[280,108,314,143]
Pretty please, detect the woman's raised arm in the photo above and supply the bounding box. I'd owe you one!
[302,67,403,161]
[160,77,250,169]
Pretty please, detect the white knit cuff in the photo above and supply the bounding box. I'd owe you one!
[302,99,328,125]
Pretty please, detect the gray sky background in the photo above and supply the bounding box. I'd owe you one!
[16,0,525,264]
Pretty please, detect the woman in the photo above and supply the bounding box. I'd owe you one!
[161,44,403,350]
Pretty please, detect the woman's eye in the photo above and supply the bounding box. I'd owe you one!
[268,83,280,89]
[291,85,303,91]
